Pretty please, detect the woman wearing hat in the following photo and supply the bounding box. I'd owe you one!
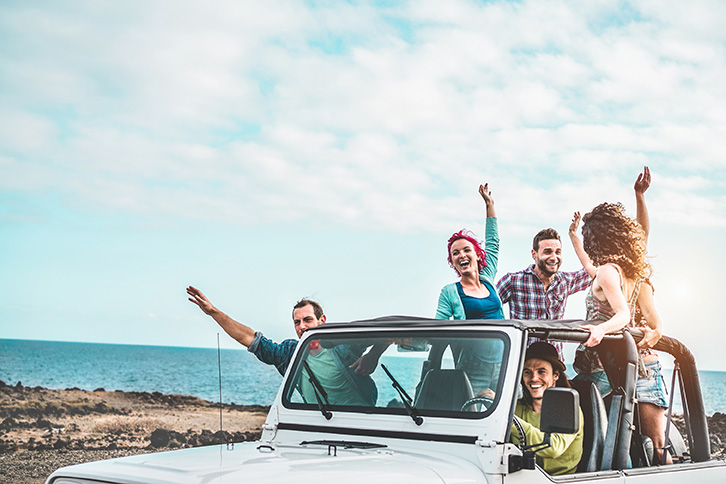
[512,342,584,475]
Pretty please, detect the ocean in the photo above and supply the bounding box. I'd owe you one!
[2,338,726,416]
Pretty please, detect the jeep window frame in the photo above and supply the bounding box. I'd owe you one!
[281,328,511,420]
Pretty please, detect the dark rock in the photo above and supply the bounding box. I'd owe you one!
[170,431,186,445]
[711,434,722,454]
[149,428,188,448]
[53,439,68,449]
[0,417,18,430]
[150,428,170,448]
[94,402,111,413]
[35,418,53,429]
[0,439,19,452]
[70,440,85,450]
[93,388,105,392]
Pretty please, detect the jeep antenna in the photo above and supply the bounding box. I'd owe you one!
[217,333,223,433]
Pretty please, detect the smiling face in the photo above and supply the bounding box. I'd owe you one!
[450,238,480,276]
[292,304,325,338]
[532,239,562,278]
[522,357,559,403]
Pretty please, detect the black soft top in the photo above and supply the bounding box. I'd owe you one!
[314,315,592,340]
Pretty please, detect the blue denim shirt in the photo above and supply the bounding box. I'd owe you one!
[248,332,298,376]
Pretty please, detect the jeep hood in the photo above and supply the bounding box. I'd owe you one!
[48,442,488,484]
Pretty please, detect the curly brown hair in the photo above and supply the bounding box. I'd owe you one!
[581,202,650,280]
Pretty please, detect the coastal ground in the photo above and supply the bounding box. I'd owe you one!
[0,381,268,483]
[2,380,726,483]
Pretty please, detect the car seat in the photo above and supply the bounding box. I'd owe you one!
[570,379,608,472]
[414,369,475,411]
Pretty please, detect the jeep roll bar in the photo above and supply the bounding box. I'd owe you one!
[531,323,711,465]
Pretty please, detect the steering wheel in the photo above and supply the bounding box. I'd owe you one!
[511,415,527,448]
[460,396,494,412]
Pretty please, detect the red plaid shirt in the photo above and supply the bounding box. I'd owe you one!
[497,265,592,359]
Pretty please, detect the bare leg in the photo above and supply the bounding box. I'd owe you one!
[639,402,673,465]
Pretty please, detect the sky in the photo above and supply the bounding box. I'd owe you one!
[1,1,726,370]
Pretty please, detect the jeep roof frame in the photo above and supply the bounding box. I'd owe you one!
[313,316,710,466]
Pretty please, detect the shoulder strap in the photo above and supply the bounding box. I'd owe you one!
[628,279,643,326]
[605,263,643,306]
[629,279,642,306]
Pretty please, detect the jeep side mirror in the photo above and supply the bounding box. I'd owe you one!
[541,387,580,434]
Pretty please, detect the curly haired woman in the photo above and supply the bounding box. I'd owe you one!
[570,201,670,465]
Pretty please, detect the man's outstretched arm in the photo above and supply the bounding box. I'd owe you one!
[187,286,256,347]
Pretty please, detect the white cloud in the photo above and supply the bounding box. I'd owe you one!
[1,0,725,233]
[2,0,726,374]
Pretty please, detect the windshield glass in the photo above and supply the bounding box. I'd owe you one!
[282,330,509,418]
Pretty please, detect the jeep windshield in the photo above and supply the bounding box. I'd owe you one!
[282,330,510,419]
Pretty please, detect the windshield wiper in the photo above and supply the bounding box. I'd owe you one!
[300,440,387,449]
[302,361,333,420]
[381,364,423,426]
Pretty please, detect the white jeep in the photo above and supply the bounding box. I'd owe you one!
[46,318,726,483]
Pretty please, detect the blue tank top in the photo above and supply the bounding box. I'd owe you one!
[455,280,505,366]
[457,281,504,320]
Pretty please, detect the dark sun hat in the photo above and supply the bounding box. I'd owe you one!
[525,342,566,374]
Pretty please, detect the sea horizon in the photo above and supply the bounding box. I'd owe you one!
[3,338,726,416]
[0,338,283,406]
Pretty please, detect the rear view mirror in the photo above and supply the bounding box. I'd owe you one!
[396,339,429,352]
[541,388,580,434]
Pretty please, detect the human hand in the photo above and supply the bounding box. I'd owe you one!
[634,166,651,195]
[477,388,496,399]
[569,211,581,236]
[186,286,216,316]
[580,323,606,347]
[479,183,494,207]
[349,353,379,375]
[637,326,662,350]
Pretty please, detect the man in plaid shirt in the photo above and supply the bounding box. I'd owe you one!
[496,228,592,360]
[497,167,652,361]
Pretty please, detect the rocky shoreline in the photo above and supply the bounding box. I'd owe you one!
[2,380,726,483]
[0,381,268,483]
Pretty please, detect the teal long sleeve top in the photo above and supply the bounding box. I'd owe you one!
[436,217,501,320]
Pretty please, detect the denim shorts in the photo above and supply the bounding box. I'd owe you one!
[573,370,612,397]
[636,360,668,408]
